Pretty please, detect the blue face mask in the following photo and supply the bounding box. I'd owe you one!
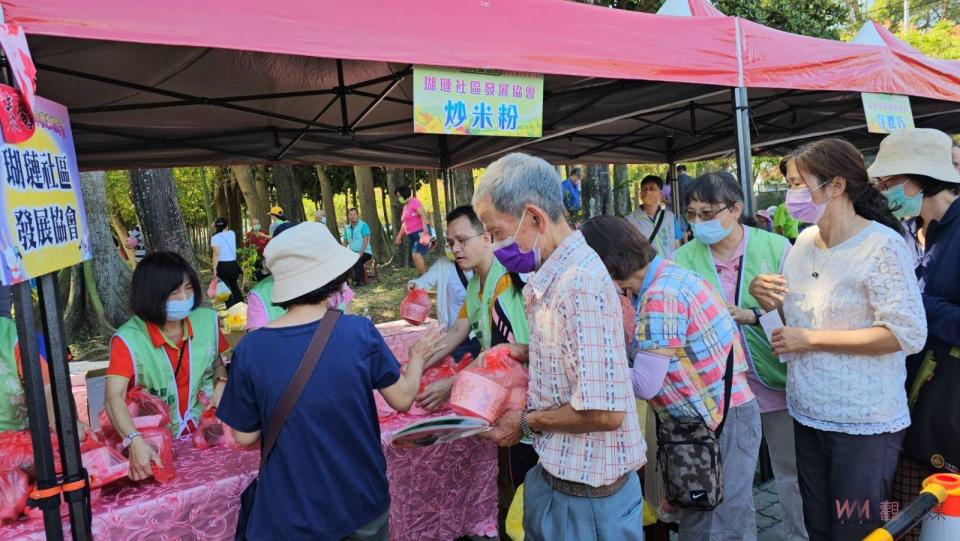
[166,294,194,321]
[884,184,923,219]
[691,218,733,245]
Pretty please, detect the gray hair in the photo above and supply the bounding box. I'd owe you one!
[473,153,565,221]
[314,209,325,219]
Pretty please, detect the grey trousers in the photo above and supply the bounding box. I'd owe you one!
[677,399,761,541]
[761,410,809,541]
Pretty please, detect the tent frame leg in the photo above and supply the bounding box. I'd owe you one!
[732,86,755,214]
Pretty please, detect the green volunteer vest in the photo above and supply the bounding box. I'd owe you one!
[674,226,789,389]
[0,317,26,431]
[465,259,530,351]
[114,308,219,437]
[249,277,287,323]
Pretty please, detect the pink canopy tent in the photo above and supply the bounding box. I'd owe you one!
[0,0,957,172]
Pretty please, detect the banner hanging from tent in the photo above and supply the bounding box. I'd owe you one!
[861,92,914,134]
[0,96,91,285]
[414,66,543,137]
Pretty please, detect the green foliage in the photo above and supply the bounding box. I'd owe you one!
[105,170,137,227]
[866,0,960,32]
[236,246,259,288]
[905,19,960,59]
[172,167,215,226]
[588,0,852,39]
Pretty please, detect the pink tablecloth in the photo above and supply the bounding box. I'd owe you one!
[3,439,259,540]
[2,320,497,541]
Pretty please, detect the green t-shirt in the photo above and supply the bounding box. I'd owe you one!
[773,203,799,240]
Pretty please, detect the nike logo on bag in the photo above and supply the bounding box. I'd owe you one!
[691,492,706,500]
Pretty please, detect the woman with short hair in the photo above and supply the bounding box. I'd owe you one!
[582,215,761,541]
[750,138,927,540]
[673,171,806,540]
[869,129,960,538]
[105,252,230,480]
[393,185,431,275]
[218,222,441,540]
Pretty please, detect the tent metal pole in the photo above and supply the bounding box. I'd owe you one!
[12,283,66,540]
[666,136,681,219]
[732,86,755,214]
[37,274,93,540]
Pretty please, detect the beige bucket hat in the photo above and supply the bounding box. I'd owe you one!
[868,128,960,184]
[264,222,359,303]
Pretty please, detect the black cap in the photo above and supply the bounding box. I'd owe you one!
[214,217,228,228]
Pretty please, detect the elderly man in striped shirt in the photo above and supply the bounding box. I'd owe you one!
[473,153,646,541]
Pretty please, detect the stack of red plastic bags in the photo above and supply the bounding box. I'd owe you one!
[0,429,65,523]
[449,346,529,423]
[191,393,254,451]
[374,353,475,420]
[399,288,432,326]
[98,387,177,483]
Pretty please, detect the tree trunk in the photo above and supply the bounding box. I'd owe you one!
[582,164,612,218]
[254,165,270,215]
[231,165,269,227]
[315,166,340,239]
[452,168,475,207]
[130,168,197,268]
[226,177,243,240]
[198,167,214,227]
[213,172,229,221]
[353,166,392,262]
[428,172,445,249]
[613,164,632,217]
[79,171,133,334]
[385,168,406,268]
[272,164,306,222]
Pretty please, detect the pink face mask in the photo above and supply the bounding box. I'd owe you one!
[785,182,830,224]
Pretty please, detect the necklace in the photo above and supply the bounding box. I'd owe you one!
[811,235,835,279]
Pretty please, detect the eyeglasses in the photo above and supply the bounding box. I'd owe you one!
[685,204,732,222]
[446,233,485,250]
[871,176,906,191]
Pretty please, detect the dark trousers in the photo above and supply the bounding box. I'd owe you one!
[216,261,243,308]
[351,253,372,284]
[794,421,904,541]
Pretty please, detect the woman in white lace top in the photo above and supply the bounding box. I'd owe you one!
[749,139,927,541]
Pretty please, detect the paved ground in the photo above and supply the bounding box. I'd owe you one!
[754,480,788,541]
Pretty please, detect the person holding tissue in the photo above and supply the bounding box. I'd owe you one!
[749,139,927,541]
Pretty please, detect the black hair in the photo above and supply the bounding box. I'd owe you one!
[783,138,902,234]
[581,216,657,280]
[742,216,759,228]
[685,171,744,208]
[570,168,582,177]
[445,205,484,234]
[214,217,228,232]
[274,270,350,310]
[130,251,202,324]
[640,175,663,189]
[677,165,687,173]
[347,207,358,214]
[908,174,960,199]
[395,185,412,199]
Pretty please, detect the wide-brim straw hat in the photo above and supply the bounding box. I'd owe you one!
[867,128,960,184]
[264,222,359,303]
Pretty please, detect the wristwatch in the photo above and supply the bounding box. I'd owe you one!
[750,307,762,325]
[122,430,142,449]
[519,409,539,439]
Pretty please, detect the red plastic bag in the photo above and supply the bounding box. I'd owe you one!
[0,468,29,524]
[399,288,431,326]
[0,430,62,476]
[193,408,240,450]
[129,428,176,484]
[407,363,456,416]
[98,387,171,440]
[449,346,529,423]
[83,445,129,489]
